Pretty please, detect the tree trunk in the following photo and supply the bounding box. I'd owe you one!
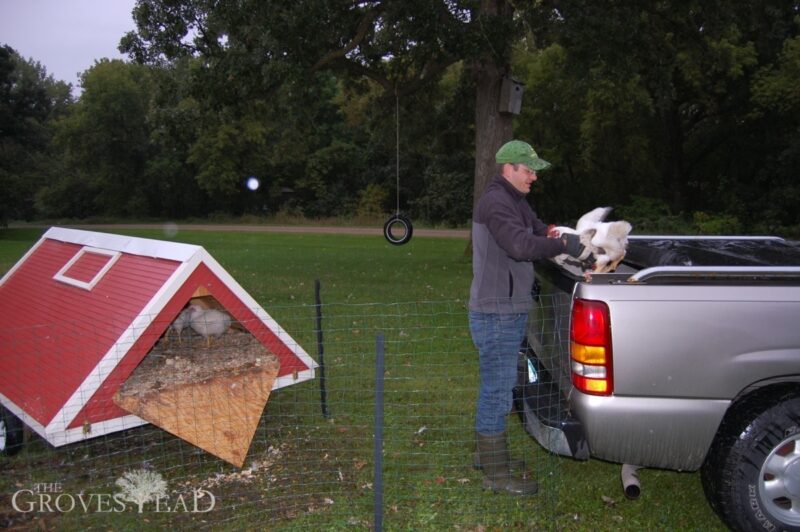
[473,57,514,212]
[661,100,686,213]
[467,0,514,255]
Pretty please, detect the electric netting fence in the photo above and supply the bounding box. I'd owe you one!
[0,295,566,530]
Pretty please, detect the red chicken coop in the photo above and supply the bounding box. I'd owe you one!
[0,227,317,466]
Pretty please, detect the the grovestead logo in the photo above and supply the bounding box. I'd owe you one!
[11,468,215,514]
[115,469,169,512]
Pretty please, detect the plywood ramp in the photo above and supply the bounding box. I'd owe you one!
[113,331,280,467]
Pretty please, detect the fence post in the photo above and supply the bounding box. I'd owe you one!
[314,279,330,419]
[373,332,385,532]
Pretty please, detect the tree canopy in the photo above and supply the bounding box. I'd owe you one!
[2,2,799,235]
[0,45,71,224]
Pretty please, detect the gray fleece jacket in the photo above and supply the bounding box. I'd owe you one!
[469,175,566,314]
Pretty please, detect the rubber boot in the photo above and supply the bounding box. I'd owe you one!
[472,450,525,471]
[476,432,538,496]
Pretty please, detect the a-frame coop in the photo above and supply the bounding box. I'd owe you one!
[0,227,317,466]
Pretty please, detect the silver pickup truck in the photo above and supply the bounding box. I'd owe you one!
[516,236,800,532]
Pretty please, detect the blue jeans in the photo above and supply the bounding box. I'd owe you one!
[469,311,527,435]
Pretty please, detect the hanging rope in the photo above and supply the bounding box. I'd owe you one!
[395,90,400,216]
[383,88,413,245]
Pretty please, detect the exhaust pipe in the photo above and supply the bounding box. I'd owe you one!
[621,464,642,500]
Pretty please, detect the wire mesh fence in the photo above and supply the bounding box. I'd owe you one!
[0,295,567,530]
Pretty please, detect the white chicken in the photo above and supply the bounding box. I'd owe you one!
[170,307,193,344]
[186,304,232,347]
[552,207,632,274]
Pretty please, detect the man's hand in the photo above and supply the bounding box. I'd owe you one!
[561,233,585,258]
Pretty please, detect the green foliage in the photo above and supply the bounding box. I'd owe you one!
[297,140,365,218]
[189,118,265,196]
[2,2,800,232]
[34,170,100,219]
[515,1,798,227]
[43,60,152,217]
[0,46,72,223]
[411,159,473,226]
[615,196,752,236]
[143,61,209,218]
[614,196,688,234]
[355,183,389,218]
[692,211,743,235]
[752,32,800,114]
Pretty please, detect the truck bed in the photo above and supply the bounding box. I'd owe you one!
[519,235,800,467]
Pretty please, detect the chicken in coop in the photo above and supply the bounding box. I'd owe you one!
[187,304,232,347]
[170,307,192,344]
[552,207,633,274]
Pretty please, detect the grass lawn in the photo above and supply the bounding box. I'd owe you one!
[0,226,725,530]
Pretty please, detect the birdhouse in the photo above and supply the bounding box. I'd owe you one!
[499,76,524,115]
[0,227,317,466]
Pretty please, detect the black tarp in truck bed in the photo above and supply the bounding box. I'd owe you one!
[536,237,800,287]
[624,237,800,269]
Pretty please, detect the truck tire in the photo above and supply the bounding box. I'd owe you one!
[702,390,800,531]
[0,407,24,456]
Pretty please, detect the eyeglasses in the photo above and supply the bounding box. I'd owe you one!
[520,166,536,177]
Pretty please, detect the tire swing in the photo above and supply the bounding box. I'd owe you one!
[384,213,413,245]
[383,91,413,245]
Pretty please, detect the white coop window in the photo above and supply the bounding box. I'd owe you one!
[53,247,121,290]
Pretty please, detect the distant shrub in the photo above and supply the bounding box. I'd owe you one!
[356,183,389,218]
[615,196,753,236]
[691,211,743,235]
[411,164,472,227]
[615,196,690,234]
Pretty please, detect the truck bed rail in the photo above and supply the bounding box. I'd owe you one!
[628,265,800,283]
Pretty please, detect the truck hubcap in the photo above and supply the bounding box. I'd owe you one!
[786,460,800,497]
[759,434,800,525]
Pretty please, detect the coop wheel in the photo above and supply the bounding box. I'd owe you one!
[0,407,24,456]
[383,214,413,245]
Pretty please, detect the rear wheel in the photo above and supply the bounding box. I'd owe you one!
[702,390,800,531]
[0,407,24,456]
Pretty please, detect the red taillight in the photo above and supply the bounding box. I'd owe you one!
[570,299,613,395]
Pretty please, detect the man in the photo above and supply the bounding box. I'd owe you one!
[469,139,585,495]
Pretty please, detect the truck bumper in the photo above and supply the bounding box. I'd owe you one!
[514,346,589,460]
[570,392,729,471]
[516,342,729,470]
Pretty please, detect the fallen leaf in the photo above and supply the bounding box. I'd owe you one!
[601,495,616,507]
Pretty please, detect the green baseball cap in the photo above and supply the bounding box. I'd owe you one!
[495,140,551,171]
